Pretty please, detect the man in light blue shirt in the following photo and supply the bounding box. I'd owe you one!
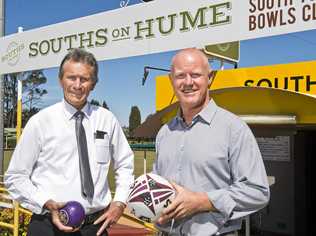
[153,48,269,235]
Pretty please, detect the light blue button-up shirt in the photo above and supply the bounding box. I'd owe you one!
[153,100,270,235]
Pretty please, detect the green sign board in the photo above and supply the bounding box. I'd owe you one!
[204,41,239,63]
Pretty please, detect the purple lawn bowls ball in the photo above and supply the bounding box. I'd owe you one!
[59,201,85,228]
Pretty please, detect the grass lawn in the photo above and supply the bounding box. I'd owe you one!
[108,150,156,192]
[3,149,13,173]
[2,149,156,193]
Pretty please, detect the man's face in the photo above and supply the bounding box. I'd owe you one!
[59,60,95,110]
[170,51,210,111]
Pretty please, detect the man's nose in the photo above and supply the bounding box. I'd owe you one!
[184,74,193,85]
[73,78,82,88]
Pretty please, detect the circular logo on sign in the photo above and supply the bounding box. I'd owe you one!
[3,42,25,66]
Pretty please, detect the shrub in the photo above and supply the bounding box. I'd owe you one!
[0,208,30,236]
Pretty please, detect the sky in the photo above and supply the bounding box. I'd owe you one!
[4,0,316,126]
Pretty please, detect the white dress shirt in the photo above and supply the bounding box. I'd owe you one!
[5,100,134,215]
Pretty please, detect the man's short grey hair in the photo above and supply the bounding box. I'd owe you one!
[170,48,210,73]
[58,48,99,84]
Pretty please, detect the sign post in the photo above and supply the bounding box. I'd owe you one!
[16,27,23,141]
[0,0,4,175]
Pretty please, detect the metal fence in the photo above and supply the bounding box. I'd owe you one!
[0,174,32,236]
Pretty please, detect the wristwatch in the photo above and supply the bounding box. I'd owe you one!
[113,201,126,210]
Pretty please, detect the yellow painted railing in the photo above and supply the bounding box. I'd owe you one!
[0,175,32,236]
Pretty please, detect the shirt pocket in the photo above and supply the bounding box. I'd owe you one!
[95,136,111,164]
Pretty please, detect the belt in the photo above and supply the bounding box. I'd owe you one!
[219,232,237,236]
[83,209,104,225]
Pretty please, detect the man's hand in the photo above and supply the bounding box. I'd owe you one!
[44,199,78,233]
[157,183,214,225]
[94,201,125,236]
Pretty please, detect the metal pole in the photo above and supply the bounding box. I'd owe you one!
[0,0,5,175]
[143,150,147,174]
[13,201,19,236]
[16,27,23,141]
[220,59,224,70]
[16,76,22,140]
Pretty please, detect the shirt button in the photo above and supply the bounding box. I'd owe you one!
[180,145,184,151]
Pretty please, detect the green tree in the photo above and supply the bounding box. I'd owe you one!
[23,70,48,110]
[90,99,100,106]
[3,70,48,128]
[3,73,18,127]
[90,99,109,110]
[102,101,109,110]
[129,106,141,136]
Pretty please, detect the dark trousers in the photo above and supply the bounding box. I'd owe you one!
[27,214,108,236]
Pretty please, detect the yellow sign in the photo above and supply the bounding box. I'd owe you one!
[156,60,316,111]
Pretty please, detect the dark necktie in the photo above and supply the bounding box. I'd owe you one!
[75,111,94,201]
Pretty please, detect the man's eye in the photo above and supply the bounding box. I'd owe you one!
[80,77,89,83]
[175,74,185,80]
[67,76,76,81]
[191,73,201,79]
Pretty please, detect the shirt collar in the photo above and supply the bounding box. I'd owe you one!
[62,99,91,120]
[175,99,218,126]
[197,99,218,125]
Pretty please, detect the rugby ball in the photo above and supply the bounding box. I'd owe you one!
[127,173,175,223]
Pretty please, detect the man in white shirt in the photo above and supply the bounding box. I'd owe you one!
[5,48,134,236]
